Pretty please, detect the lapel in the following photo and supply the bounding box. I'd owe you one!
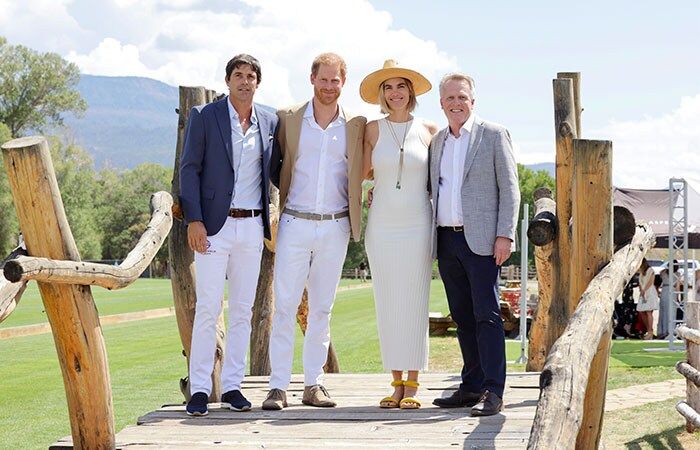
[254,104,272,173]
[285,102,307,163]
[462,115,484,182]
[214,98,234,170]
[432,128,448,183]
[342,105,360,173]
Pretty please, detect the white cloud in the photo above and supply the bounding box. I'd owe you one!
[66,38,154,77]
[9,0,456,117]
[591,94,700,189]
[0,0,88,52]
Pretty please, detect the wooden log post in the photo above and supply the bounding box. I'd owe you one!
[296,290,340,373]
[571,139,613,449]
[1,136,114,449]
[548,77,578,356]
[527,187,556,371]
[685,301,700,432]
[528,223,655,449]
[5,192,172,289]
[249,186,279,375]
[557,72,582,134]
[0,276,27,323]
[168,86,225,402]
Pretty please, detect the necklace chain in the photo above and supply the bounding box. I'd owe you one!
[386,118,411,189]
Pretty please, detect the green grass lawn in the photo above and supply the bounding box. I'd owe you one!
[602,398,699,449]
[0,279,176,328]
[0,278,367,329]
[0,278,694,448]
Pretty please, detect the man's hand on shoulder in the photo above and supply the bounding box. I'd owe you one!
[187,221,208,253]
[493,236,512,266]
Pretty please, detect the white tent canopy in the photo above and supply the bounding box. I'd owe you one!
[613,185,700,248]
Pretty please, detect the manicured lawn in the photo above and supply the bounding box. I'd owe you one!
[0,279,176,328]
[602,398,700,449]
[0,277,368,329]
[608,340,684,389]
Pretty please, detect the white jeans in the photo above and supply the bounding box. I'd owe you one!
[189,215,263,396]
[268,213,351,389]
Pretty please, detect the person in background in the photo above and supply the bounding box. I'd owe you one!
[658,260,679,339]
[637,258,659,340]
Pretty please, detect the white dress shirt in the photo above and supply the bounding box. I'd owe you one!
[286,100,348,214]
[227,98,262,209]
[437,114,475,227]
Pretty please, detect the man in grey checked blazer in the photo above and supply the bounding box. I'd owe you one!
[430,72,520,416]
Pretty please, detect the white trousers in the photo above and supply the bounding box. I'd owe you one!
[268,213,351,389]
[189,215,263,396]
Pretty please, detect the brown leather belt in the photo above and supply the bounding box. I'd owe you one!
[228,208,262,218]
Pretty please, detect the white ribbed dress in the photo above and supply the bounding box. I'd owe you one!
[365,118,432,371]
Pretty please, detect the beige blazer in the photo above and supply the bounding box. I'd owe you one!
[273,101,366,242]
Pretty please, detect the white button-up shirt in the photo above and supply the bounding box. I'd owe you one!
[227,98,262,209]
[286,100,348,214]
[437,114,475,227]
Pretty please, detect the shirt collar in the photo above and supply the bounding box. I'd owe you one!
[304,98,346,125]
[448,113,476,140]
[227,96,258,126]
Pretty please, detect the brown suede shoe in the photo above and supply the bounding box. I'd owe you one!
[470,391,503,416]
[262,388,288,410]
[302,384,337,407]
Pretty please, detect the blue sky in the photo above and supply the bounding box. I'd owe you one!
[1,0,698,189]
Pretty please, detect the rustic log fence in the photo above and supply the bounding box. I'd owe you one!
[675,301,700,432]
[1,136,172,449]
[526,72,657,448]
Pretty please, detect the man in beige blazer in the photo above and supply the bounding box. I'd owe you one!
[263,53,366,410]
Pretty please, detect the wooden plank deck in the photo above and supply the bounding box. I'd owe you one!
[52,372,541,449]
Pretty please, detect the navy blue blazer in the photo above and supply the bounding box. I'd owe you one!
[179,97,278,240]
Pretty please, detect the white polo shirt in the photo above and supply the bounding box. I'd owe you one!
[285,100,348,214]
[437,114,475,227]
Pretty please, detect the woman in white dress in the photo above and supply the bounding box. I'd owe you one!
[360,60,437,409]
[658,260,679,339]
[637,258,659,340]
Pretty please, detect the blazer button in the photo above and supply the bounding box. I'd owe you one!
[228,192,232,195]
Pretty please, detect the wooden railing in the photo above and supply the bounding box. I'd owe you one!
[674,301,700,432]
[528,223,654,449]
[525,70,657,449]
[1,135,172,450]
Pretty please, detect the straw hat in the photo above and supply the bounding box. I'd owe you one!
[359,59,431,104]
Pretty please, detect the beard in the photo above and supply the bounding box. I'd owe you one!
[314,87,340,105]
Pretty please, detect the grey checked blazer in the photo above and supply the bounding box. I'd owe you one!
[429,115,520,258]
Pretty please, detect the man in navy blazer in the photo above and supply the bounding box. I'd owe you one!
[180,54,278,416]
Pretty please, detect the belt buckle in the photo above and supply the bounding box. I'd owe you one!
[453,226,464,232]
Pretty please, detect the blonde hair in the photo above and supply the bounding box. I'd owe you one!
[439,72,476,98]
[378,78,417,114]
[311,53,347,79]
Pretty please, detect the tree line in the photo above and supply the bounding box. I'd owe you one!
[0,126,172,272]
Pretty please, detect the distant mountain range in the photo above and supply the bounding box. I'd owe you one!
[64,74,555,176]
[64,75,179,169]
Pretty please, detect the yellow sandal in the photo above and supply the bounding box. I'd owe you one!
[399,380,421,409]
[379,380,404,408]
